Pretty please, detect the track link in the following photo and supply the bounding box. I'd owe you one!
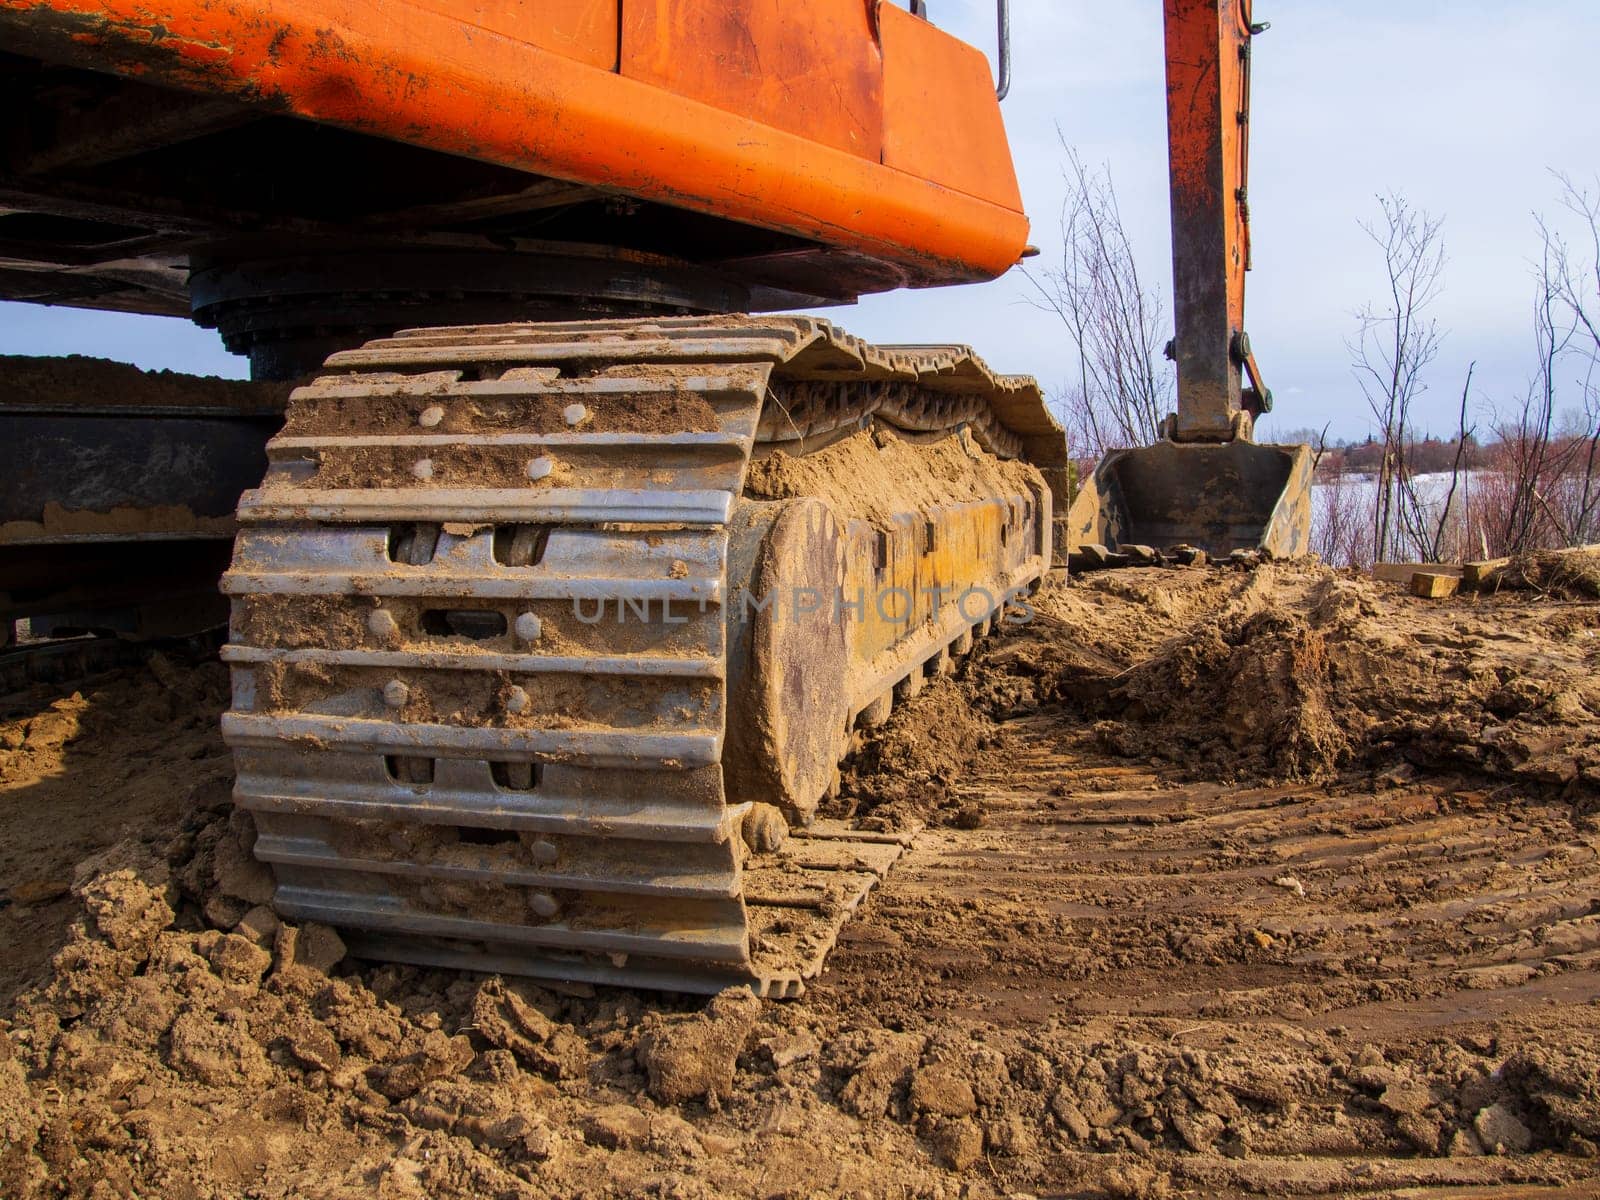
[221,316,1061,995]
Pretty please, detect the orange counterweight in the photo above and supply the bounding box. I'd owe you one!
[0,0,1030,287]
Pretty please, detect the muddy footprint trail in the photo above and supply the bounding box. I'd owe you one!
[2,560,1599,1198]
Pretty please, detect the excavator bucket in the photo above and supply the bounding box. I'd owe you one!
[1066,439,1313,560]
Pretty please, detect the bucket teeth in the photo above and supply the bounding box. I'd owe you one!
[222,316,1059,996]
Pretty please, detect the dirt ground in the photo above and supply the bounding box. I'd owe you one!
[3,559,1599,1199]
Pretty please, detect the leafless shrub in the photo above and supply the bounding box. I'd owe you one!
[1311,467,1375,571]
[1348,194,1476,563]
[1472,175,1600,556]
[1026,142,1173,462]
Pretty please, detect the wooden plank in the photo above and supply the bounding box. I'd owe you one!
[1375,562,1462,584]
[1411,571,1461,599]
[1462,558,1511,591]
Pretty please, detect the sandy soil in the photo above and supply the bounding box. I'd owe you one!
[2,560,1599,1199]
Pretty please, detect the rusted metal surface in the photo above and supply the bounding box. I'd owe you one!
[622,0,884,161]
[0,0,1029,287]
[0,412,275,543]
[221,316,1058,995]
[1163,0,1257,442]
[0,357,283,635]
[878,3,1021,211]
[1066,439,1313,560]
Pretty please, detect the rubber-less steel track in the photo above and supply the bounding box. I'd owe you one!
[220,316,1060,996]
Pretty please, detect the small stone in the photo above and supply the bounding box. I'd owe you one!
[526,456,553,481]
[1378,1083,1433,1118]
[411,458,434,481]
[1049,1091,1092,1141]
[233,904,280,946]
[931,1117,984,1171]
[583,1104,652,1150]
[1074,543,1111,566]
[985,1115,1036,1158]
[528,892,560,920]
[515,612,543,643]
[295,922,347,974]
[505,686,530,715]
[759,1030,820,1071]
[203,894,250,930]
[563,403,588,427]
[208,932,272,986]
[909,1063,978,1119]
[741,803,788,854]
[1473,1103,1533,1154]
[418,405,445,428]
[1273,875,1306,897]
[276,1018,342,1073]
[368,609,399,640]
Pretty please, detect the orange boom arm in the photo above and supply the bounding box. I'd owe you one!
[1164,0,1270,440]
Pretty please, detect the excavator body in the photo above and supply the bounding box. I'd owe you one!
[1,0,1304,993]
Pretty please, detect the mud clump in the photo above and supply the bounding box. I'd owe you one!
[636,986,761,1104]
[1499,547,1600,600]
[985,562,1600,793]
[837,679,998,828]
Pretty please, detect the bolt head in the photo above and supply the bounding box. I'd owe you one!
[418,405,444,428]
[382,679,410,708]
[514,612,542,642]
[527,839,558,865]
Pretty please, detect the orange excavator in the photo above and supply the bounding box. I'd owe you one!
[0,0,1308,994]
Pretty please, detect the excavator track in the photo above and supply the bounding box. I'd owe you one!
[221,316,1060,996]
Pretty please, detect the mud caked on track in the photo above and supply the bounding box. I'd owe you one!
[2,557,1599,1199]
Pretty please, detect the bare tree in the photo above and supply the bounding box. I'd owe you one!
[1541,175,1600,545]
[1026,142,1173,461]
[1349,194,1474,562]
[1484,175,1600,554]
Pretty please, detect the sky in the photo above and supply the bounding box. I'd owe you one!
[3,0,1597,442]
